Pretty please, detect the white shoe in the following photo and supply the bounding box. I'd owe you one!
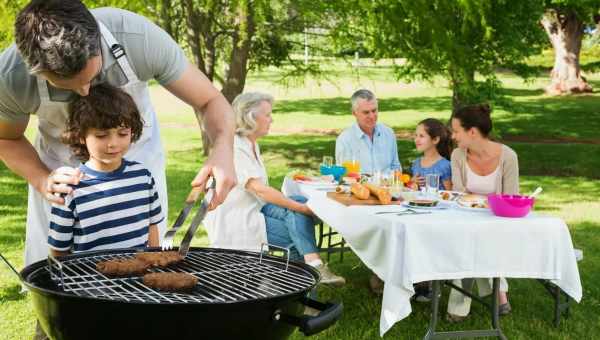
[315,263,346,287]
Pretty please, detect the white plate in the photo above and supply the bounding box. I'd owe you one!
[401,200,450,210]
[296,180,336,186]
[455,200,490,212]
[438,190,464,201]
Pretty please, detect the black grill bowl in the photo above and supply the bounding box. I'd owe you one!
[21,247,343,340]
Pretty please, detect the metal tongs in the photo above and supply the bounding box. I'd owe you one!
[161,177,216,257]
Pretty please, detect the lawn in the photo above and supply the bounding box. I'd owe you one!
[1,62,599,339]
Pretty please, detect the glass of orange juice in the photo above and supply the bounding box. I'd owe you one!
[340,149,361,175]
[342,159,360,174]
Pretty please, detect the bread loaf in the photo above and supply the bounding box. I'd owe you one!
[350,183,370,200]
[363,183,392,205]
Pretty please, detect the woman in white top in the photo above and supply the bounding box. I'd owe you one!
[204,92,345,286]
[447,103,519,321]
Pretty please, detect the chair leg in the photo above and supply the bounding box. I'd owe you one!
[553,285,561,327]
[326,226,332,263]
[316,222,325,250]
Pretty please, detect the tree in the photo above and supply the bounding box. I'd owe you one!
[541,0,600,95]
[154,0,339,153]
[340,0,547,109]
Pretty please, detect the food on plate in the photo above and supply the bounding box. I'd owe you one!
[293,173,334,183]
[96,259,150,277]
[292,173,310,181]
[363,183,392,205]
[458,194,489,208]
[346,172,361,180]
[135,251,184,267]
[143,272,198,292]
[341,176,358,185]
[350,183,370,200]
[440,191,451,200]
[408,199,439,207]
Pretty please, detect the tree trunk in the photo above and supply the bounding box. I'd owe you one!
[221,0,255,103]
[182,0,215,156]
[183,0,207,75]
[450,67,476,111]
[541,9,592,95]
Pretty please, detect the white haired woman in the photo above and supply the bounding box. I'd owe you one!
[204,92,345,286]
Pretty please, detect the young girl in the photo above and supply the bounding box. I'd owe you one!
[47,84,163,256]
[411,118,453,191]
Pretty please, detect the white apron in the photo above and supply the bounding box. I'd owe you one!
[24,22,168,266]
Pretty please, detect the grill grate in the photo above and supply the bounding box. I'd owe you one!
[46,250,316,304]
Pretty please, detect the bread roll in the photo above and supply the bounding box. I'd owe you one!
[350,183,370,200]
[363,183,392,205]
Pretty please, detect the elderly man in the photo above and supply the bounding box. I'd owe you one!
[335,89,401,175]
[0,0,236,266]
[335,89,401,294]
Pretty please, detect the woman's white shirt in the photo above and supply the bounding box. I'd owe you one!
[204,135,269,251]
[466,164,500,195]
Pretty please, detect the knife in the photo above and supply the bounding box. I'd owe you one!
[178,177,216,257]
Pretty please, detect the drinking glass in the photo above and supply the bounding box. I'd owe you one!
[340,149,361,174]
[425,174,440,196]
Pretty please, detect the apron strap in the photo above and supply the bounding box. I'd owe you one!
[36,77,51,102]
[97,21,139,84]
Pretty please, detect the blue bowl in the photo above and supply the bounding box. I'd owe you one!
[329,165,347,181]
[320,165,333,176]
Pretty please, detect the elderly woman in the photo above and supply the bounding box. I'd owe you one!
[446,103,519,322]
[204,92,345,286]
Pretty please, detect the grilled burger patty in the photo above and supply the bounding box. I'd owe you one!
[96,259,150,277]
[135,251,184,267]
[143,272,198,292]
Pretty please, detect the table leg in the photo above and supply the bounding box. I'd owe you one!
[423,280,442,340]
[423,279,507,340]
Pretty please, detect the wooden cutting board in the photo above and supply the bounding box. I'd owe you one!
[327,192,402,206]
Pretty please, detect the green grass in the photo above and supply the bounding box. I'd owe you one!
[2,62,600,339]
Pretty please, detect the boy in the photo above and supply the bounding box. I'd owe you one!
[48,84,163,256]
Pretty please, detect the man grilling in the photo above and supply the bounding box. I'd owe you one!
[0,1,236,268]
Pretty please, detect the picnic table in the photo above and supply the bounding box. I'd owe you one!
[282,178,582,338]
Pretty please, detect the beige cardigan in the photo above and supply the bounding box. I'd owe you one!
[451,144,520,195]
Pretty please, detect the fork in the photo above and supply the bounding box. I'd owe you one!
[161,186,204,250]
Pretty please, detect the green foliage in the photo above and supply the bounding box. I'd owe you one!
[336,0,548,108]
[0,0,28,50]
[0,0,153,50]
[544,0,600,22]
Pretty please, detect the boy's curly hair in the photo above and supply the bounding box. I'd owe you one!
[63,84,144,161]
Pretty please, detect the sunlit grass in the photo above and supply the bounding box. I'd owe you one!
[1,63,600,339]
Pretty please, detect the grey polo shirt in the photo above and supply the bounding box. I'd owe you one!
[0,7,188,123]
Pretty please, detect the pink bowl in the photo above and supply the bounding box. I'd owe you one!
[487,194,535,218]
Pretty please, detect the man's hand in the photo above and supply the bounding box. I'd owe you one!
[44,166,82,205]
[164,63,236,210]
[191,142,237,210]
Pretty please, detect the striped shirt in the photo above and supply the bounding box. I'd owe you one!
[48,160,164,252]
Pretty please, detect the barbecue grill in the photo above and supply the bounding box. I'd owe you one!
[13,247,342,340]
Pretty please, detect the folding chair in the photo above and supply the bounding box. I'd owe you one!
[315,222,350,262]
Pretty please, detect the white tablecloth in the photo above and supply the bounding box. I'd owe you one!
[282,177,583,337]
